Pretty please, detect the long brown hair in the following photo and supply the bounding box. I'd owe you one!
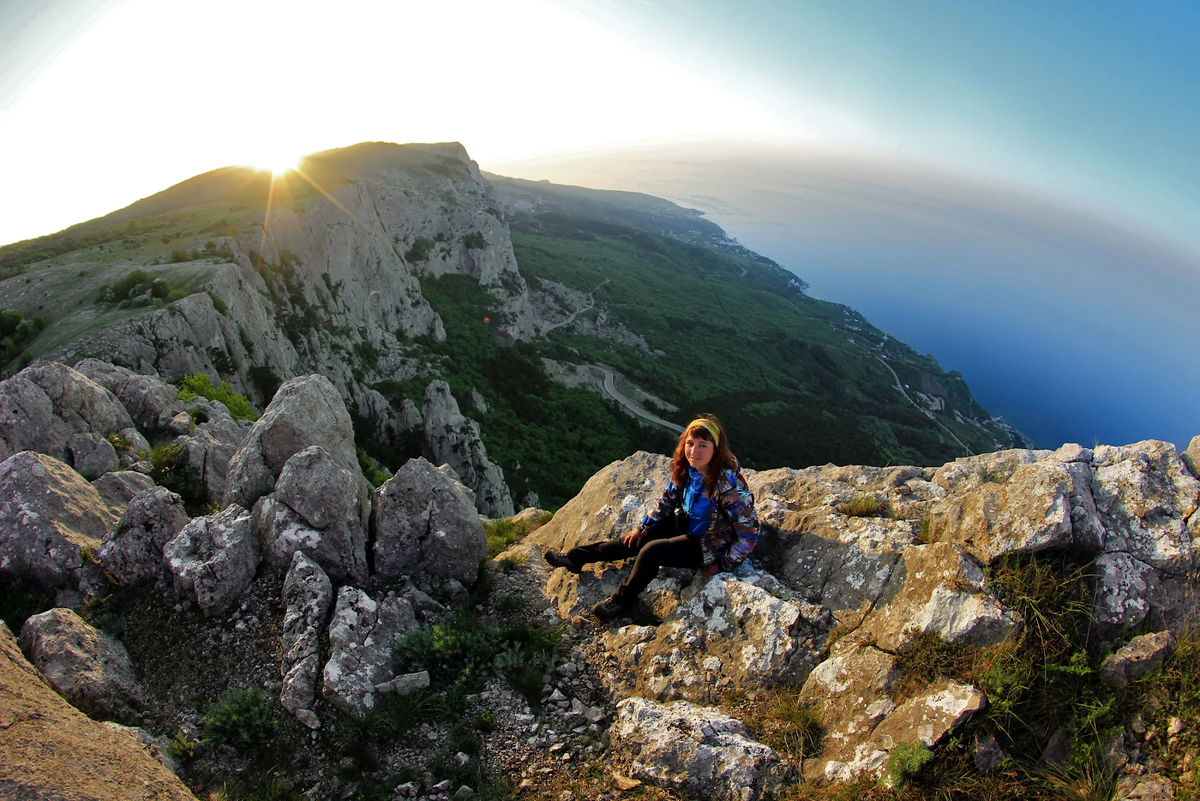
[671,414,735,498]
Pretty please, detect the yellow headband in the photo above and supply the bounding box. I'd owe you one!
[688,419,720,446]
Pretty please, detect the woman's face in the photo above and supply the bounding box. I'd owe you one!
[684,433,715,471]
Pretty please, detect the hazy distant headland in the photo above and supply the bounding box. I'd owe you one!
[490,140,1200,450]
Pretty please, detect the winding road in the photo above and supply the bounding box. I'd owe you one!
[594,364,684,434]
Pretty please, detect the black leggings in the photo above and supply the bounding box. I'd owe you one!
[565,517,704,606]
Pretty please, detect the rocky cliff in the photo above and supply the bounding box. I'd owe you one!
[0,354,1195,799]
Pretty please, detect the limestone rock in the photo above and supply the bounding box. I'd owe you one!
[371,457,487,586]
[927,450,1098,564]
[851,543,1019,652]
[355,387,423,453]
[422,380,514,518]
[322,587,418,712]
[376,671,431,696]
[280,552,334,719]
[0,451,115,597]
[800,644,898,781]
[256,446,370,583]
[18,608,146,720]
[163,505,259,616]
[1091,441,1200,630]
[99,487,190,587]
[869,679,987,750]
[1182,435,1200,479]
[603,573,830,704]
[524,450,672,556]
[92,470,157,522]
[0,361,134,463]
[1100,631,1177,687]
[800,643,986,781]
[67,432,119,479]
[613,697,789,801]
[223,374,360,509]
[0,621,198,800]
[73,359,184,433]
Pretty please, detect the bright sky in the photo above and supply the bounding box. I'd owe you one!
[1,0,1198,257]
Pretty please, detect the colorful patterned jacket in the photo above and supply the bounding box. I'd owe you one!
[637,462,761,571]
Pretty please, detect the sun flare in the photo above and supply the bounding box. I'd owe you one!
[249,151,302,176]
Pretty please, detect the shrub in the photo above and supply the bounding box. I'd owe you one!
[208,292,228,315]
[247,365,281,403]
[404,237,434,263]
[462,231,486,250]
[149,443,206,511]
[202,686,278,748]
[176,373,259,421]
[494,595,526,614]
[881,741,933,788]
[170,249,192,263]
[357,450,389,488]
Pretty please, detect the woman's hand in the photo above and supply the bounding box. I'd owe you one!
[701,564,721,580]
[622,528,646,547]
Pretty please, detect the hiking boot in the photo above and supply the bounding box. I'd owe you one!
[543,550,581,574]
[592,596,626,622]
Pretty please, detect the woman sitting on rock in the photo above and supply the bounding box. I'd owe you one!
[544,414,761,621]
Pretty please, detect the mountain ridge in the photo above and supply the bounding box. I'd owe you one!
[0,140,1028,507]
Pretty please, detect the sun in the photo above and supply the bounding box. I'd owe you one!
[247,150,303,176]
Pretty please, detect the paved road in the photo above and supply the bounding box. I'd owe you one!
[540,279,609,337]
[875,356,971,455]
[595,364,684,434]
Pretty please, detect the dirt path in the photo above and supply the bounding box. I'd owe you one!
[540,279,609,337]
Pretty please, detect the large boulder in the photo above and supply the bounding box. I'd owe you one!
[613,697,790,801]
[0,621,198,801]
[67,432,119,480]
[927,447,1103,564]
[91,470,157,521]
[18,608,146,720]
[321,587,418,712]
[602,572,830,704]
[280,552,334,723]
[1090,441,1200,630]
[0,361,134,462]
[371,457,486,586]
[223,374,359,510]
[524,450,672,556]
[98,487,190,587]
[848,543,1019,652]
[422,380,514,518]
[73,359,184,433]
[0,451,116,599]
[254,446,371,583]
[163,505,259,616]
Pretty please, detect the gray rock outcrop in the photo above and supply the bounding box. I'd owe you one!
[99,487,190,587]
[613,697,790,801]
[223,374,360,510]
[67,432,119,479]
[0,451,116,599]
[0,361,134,463]
[322,587,418,712]
[18,608,146,720]
[254,445,371,583]
[371,457,487,586]
[280,552,334,723]
[422,380,514,518]
[91,470,157,521]
[73,359,184,433]
[163,505,259,616]
[603,572,830,704]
